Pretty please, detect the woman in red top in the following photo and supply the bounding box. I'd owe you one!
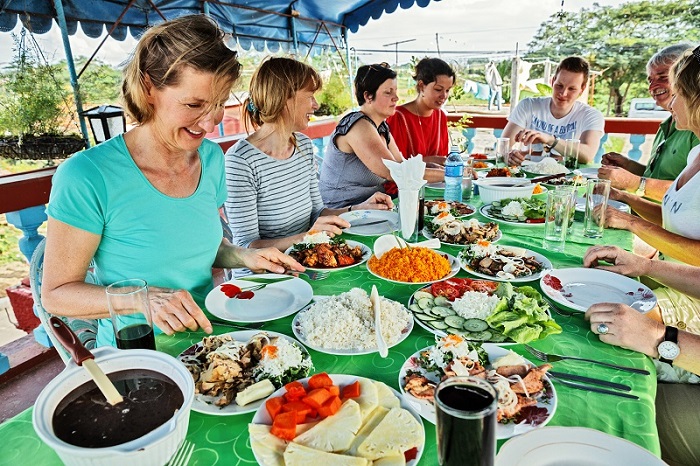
[385,57,455,194]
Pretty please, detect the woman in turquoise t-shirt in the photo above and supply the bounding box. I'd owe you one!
[42,15,303,347]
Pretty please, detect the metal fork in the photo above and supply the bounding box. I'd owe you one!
[523,345,651,375]
[284,269,330,280]
[168,439,195,466]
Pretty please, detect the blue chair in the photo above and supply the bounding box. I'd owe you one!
[29,238,99,364]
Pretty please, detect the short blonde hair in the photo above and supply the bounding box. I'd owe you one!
[671,47,700,131]
[243,57,321,135]
[122,15,241,124]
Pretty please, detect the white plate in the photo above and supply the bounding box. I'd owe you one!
[205,274,313,323]
[472,161,496,171]
[398,344,557,439]
[425,179,474,190]
[422,224,502,247]
[574,196,631,213]
[291,296,414,356]
[424,200,477,218]
[479,204,545,227]
[285,240,371,271]
[578,167,599,179]
[178,330,310,416]
[540,268,657,313]
[339,210,399,236]
[495,426,666,465]
[460,245,553,282]
[367,251,461,285]
[251,374,424,466]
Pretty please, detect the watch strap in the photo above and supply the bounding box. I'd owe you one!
[635,176,647,196]
[659,326,679,365]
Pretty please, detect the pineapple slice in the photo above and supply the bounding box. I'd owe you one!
[344,406,389,456]
[357,408,424,460]
[374,381,400,409]
[248,424,286,466]
[284,442,370,466]
[293,399,362,452]
[355,377,379,420]
[373,455,407,466]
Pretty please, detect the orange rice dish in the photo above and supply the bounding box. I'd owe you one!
[367,247,452,283]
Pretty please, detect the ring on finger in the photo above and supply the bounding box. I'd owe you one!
[597,323,609,335]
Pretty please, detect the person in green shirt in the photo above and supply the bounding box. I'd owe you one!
[599,44,699,202]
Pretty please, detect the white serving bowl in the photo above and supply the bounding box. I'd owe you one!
[33,347,193,466]
[475,177,537,204]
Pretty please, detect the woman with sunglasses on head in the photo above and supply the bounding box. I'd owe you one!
[598,44,699,202]
[41,16,303,347]
[225,57,393,252]
[319,63,444,209]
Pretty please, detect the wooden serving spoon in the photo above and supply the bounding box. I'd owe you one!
[50,317,124,406]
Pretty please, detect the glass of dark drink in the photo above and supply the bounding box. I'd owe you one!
[106,279,156,350]
[435,376,498,466]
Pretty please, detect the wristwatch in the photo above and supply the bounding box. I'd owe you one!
[657,326,680,366]
[545,135,559,152]
[635,176,647,196]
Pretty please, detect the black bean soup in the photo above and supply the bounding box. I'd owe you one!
[52,369,183,448]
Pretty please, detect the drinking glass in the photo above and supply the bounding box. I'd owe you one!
[583,179,612,238]
[435,376,497,466]
[106,279,156,350]
[543,190,572,252]
[398,188,420,242]
[495,137,510,168]
[462,163,473,201]
[563,138,581,170]
[555,185,577,234]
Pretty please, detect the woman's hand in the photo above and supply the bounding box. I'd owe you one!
[585,302,664,357]
[238,246,305,273]
[310,215,350,236]
[598,166,639,192]
[355,192,395,211]
[148,286,213,336]
[583,245,652,277]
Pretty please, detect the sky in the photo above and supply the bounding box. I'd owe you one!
[0,0,636,68]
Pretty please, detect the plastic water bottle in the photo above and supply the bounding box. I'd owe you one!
[444,146,464,202]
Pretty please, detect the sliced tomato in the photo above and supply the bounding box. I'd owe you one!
[430,282,461,300]
[235,290,255,299]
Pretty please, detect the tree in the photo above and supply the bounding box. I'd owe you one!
[526,0,700,116]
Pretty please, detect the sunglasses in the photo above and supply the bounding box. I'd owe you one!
[648,139,666,173]
[359,62,391,84]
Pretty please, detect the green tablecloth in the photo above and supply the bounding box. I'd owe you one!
[0,194,660,466]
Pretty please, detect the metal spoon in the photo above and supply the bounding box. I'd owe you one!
[370,285,388,358]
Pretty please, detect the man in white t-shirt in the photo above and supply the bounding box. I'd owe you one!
[504,56,605,165]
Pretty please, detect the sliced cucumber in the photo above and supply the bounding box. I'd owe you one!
[434,296,450,306]
[489,331,509,343]
[418,297,435,310]
[432,306,456,317]
[413,291,434,301]
[447,326,465,335]
[467,330,493,341]
[409,303,422,313]
[430,321,449,330]
[414,313,437,322]
[444,315,465,328]
[463,318,489,332]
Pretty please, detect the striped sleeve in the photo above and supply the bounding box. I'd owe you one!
[225,141,261,247]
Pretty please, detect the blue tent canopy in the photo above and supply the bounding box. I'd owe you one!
[0,0,441,52]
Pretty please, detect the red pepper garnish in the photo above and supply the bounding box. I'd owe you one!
[525,218,545,223]
[543,274,563,291]
[404,447,418,462]
[235,290,255,300]
[220,284,242,298]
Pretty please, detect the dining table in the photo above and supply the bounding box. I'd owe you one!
[0,182,661,466]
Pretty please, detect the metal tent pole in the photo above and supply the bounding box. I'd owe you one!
[343,29,354,107]
[52,0,90,147]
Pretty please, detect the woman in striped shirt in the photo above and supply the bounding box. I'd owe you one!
[225,57,393,251]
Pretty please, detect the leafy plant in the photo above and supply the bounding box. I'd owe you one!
[519,83,553,100]
[316,70,352,116]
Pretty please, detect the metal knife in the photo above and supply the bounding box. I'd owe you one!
[551,377,639,400]
[548,370,631,391]
[349,219,390,228]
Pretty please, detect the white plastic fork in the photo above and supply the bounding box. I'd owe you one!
[168,440,195,466]
[371,285,388,358]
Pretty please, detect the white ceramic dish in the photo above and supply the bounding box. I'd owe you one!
[474,177,536,204]
[367,251,461,285]
[479,204,545,227]
[33,347,193,466]
[205,274,313,323]
[291,296,414,356]
[339,210,399,236]
[495,426,666,465]
[398,344,557,439]
[460,245,553,283]
[422,223,502,247]
[177,330,310,416]
[284,240,371,271]
[575,196,631,213]
[425,179,473,191]
[540,268,657,313]
[250,374,424,466]
[423,200,476,218]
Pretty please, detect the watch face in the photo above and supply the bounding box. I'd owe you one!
[658,341,680,360]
